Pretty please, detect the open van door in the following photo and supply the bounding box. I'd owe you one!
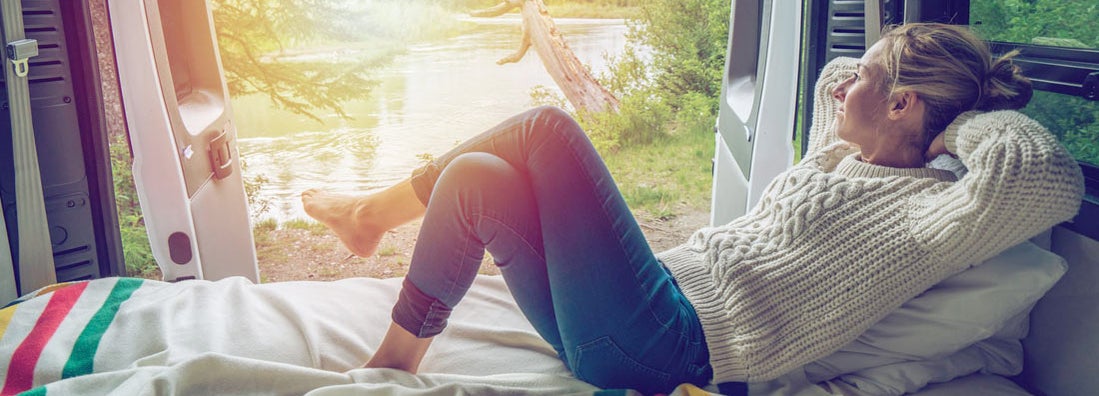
[1,0,126,299]
[710,0,803,225]
[108,0,257,282]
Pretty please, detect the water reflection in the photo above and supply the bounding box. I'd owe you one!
[235,17,632,221]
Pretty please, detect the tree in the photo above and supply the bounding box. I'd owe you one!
[634,0,729,113]
[472,0,620,118]
[970,0,1099,165]
[211,0,380,123]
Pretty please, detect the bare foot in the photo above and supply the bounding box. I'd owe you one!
[301,189,385,257]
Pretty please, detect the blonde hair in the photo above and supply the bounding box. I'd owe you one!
[876,23,1032,137]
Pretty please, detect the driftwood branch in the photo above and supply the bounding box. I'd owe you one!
[470,0,522,18]
[497,23,532,64]
[471,0,619,117]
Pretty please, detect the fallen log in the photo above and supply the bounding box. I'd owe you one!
[472,0,620,117]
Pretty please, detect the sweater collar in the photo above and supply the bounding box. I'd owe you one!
[834,154,957,182]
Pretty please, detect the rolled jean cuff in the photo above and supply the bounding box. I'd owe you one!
[392,277,452,338]
[409,163,437,206]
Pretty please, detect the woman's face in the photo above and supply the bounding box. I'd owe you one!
[831,42,891,147]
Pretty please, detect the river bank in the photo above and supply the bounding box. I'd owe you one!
[252,206,709,282]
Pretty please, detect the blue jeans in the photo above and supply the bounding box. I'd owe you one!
[394,106,713,394]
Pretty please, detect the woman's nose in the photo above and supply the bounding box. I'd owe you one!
[832,82,847,102]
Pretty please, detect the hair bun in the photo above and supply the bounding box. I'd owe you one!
[977,50,1033,111]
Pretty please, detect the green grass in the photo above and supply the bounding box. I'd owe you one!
[601,124,714,219]
[251,220,287,264]
[377,245,399,257]
[281,219,329,236]
[253,218,278,233]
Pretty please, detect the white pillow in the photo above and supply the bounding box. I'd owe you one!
[804,241,1067,391]
[823,337,1023,394]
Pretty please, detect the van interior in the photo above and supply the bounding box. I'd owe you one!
[1,0,1095,394]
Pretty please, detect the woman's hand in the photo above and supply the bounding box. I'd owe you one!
[924,130,953,162]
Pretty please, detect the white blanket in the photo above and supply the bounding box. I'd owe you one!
[0,276,609,395]
[0,275,1026,395]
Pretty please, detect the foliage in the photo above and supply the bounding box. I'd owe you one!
[633,0,728,113]
[515,0,726,216]
[970,0,1097,48]
[212,1,488,123]
[240,159,271,219]
[581,91,673,152]
[109,134,158,277]
[1023,92,1099,166]
[970,0,1099,165]
[415,152,438,167]
[531,85,571,109]
[211,0,382,123]
[546,0,728,153]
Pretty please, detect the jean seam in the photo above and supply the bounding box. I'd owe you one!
[421,302,444,337]
[573,336,674,389]
[435,204,481,312]
[539,124,685,336]
[478,214,545,269]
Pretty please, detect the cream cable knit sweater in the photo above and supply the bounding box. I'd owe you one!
[657,57,1086,383]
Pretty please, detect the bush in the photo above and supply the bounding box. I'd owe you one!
[635,0,728,111]
[970,0,1099,165]
[109,134,158,277]
[581,91,673,152]
[543,0,727,151]
[240,159,271,219]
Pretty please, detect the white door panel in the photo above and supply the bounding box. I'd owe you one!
[109,0,258,282]
[711,0,802,225]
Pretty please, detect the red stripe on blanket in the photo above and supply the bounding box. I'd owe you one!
[1,282,89,396]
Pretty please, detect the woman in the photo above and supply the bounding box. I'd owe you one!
[301,23,1084,394]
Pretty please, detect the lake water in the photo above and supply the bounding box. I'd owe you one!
[233,16,631,221]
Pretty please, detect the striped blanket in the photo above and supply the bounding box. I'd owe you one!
[2,279,141,395]
[0,276,719,396]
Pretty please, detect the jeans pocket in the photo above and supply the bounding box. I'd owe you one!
[573,336,673,393]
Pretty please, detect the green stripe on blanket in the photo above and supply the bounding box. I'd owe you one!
[0,278,147,395]
[61,278,143,379]
[2,283,89,396]
[17,386,45,396]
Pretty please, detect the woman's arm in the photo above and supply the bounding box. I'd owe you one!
[806,57,857,156]
[910,110,1085,266]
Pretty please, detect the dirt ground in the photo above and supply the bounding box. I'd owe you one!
[254,208,710,282]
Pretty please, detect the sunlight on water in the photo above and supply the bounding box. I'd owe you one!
[234,17,632,221]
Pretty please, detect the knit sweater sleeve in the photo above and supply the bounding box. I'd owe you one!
[806,57,857,156]
[910,110,1085,266]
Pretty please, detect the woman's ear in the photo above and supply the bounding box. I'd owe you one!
[888,91,923,121]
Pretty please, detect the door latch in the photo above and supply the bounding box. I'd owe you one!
[209,130,233,180]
